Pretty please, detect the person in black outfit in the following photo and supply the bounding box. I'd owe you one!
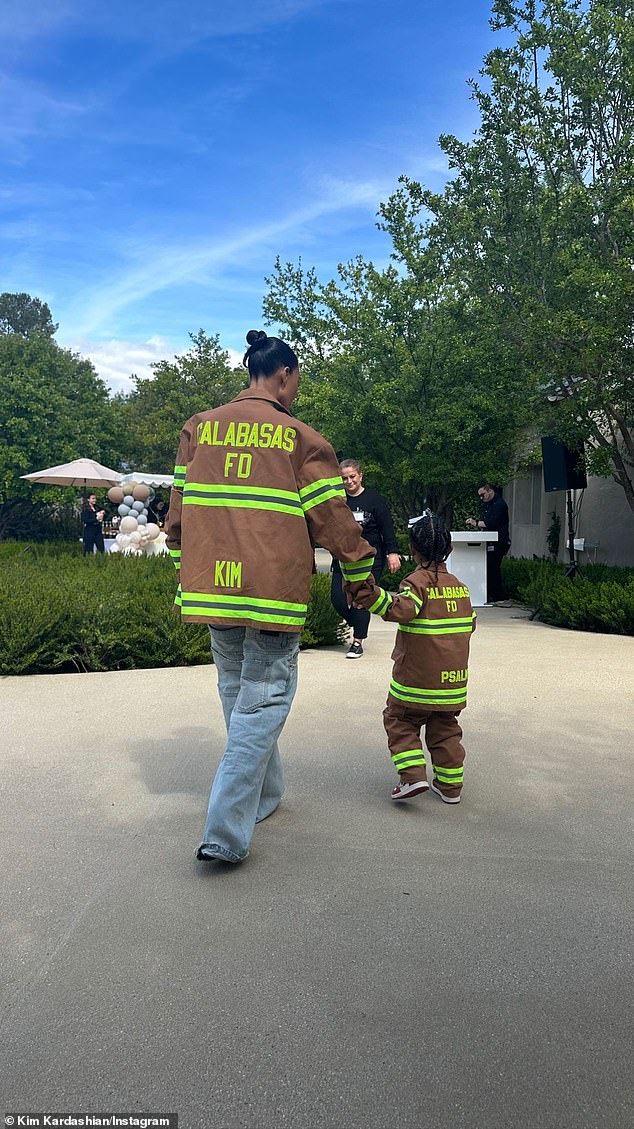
[466,482,510,602]
[148,497,169,526]
[81,494,105,554]
[331,459,401,658]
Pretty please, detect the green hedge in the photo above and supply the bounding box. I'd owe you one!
[501,557,634,635]
[0,545,346,675]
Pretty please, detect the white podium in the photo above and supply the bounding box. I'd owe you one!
[447,531,498,607]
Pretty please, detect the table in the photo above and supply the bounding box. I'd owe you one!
[447,531,498,606]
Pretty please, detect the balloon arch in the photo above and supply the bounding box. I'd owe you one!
[105,482,166,556]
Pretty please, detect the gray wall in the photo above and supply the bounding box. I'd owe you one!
[507,470,634,566]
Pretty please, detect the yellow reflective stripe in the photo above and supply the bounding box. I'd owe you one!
[433,765,463,777]
[299,477,346,511]
[186,482,301,501]
[392,749,426,766]
[391,678,466,696]
[369,588,392,615]
[181,607,304,626]
[413,616,475,626]
[302,486,346,512]
[389,679,467,704]
[180,592,306,612]
[340,556,375,581]
[173,464,186,487]
[183,482,304,517]
[399,612,474,635]
[399,586,424,611]
[399,625,473,635]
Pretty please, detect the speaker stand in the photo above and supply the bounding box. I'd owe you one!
[564,489,582,579]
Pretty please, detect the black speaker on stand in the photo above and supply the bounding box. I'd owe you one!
[541,438,587,578]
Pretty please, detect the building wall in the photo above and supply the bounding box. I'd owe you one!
[507,470,634,566]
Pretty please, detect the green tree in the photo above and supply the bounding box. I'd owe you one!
[264,252,533,521]
[119,331,245,471]
[0,292,58,337]
[383,0,634,514]
[0,334,117,537]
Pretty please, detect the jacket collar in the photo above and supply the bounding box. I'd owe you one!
[231,386,292,416]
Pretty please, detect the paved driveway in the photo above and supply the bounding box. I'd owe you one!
[2,609,633,1128]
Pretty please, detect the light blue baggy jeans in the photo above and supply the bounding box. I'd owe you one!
[198,626,300,863]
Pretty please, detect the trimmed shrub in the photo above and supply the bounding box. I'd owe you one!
[500,556,634,635]
[0,547,347,674]
[381,555,416,591]
[301,571,348,647]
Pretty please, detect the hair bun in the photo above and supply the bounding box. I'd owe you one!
[246,329,267,348]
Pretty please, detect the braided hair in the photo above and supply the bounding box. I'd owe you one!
[409,509,451,580]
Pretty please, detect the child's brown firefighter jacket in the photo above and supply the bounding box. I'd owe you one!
[358,562,476,711]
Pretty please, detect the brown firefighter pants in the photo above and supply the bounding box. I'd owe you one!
[383,697,466,799]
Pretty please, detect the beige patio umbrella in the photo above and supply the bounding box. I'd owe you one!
[21,458,123,490]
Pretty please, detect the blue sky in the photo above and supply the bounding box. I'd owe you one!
[1,0,498,391]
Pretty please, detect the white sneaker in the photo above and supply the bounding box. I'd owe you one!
[391,780,430,801]
[430,781,461,804]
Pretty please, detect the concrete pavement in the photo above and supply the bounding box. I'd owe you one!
[1,609,633,1129]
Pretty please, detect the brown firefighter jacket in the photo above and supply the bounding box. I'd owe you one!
[354,562,476,711]
[165,386,375,632]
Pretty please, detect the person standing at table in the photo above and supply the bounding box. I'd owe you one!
[81,494,105,555]
[466,482,510,602]
[166,330,375,865]
[330,459,401,658]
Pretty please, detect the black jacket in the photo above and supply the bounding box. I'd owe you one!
[482,495,510,545]
[341,487,399,559]
[81,507,102,528]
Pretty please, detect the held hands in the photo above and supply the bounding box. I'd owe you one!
[344,577,378,610]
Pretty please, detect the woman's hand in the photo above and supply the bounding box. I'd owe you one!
[387,553,401,573]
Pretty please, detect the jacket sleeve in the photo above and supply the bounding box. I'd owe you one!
[353,571,425,623]
[373,492,399,555]
[165,421,193,573]
[297,438,375,584]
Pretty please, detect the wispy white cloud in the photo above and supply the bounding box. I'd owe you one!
[60,334,174,392]
[66,177,388,337]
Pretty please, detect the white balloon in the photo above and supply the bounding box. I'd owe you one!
[145,522,160,541]
[120,515,138,533]
[128,530,142,545]
[117,534,130,549]
[109,542,121,553]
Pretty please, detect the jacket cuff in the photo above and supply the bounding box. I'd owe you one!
[340,555,375,583]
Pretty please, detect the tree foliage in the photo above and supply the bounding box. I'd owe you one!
[0,332,118,537]
[382,0,634,513]
[264,252,534,520]
[0,292,58,337]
